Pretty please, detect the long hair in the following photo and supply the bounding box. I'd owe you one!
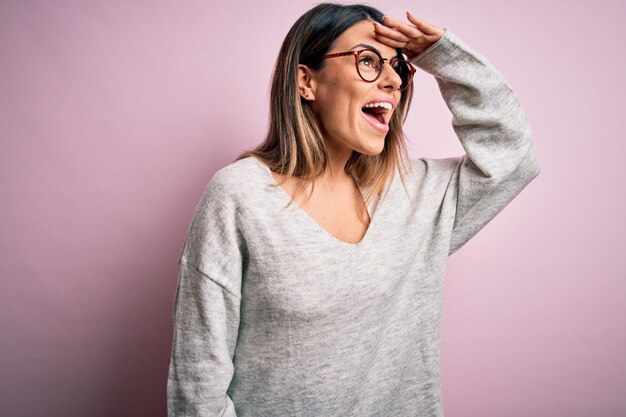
[235,3,414,215]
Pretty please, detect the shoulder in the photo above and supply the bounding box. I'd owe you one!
[191,156,272,220]
[204,156,270,199]
[211,155,265,187]
[186,157,264,245]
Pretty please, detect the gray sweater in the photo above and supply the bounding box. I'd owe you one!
[167,29,540,417]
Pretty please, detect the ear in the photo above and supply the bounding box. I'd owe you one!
[297,64,317,101]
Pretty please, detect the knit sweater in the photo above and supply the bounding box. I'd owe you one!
[167,28,540,417]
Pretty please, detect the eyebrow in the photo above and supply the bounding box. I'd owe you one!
[349,43,401,59]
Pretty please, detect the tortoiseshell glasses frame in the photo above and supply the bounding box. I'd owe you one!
[322,47,416,91]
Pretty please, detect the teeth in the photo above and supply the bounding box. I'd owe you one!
[364,102,392,110]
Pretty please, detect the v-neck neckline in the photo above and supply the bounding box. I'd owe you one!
[251,156,381,249]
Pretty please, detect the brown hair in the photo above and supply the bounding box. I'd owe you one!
[235,3,414,217]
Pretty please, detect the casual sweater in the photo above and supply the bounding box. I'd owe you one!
[167,28,540,417]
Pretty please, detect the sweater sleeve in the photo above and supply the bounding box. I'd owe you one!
[409,29,541,256]
[167,170,245,417]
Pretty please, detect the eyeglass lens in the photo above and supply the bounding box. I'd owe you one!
[357,50,412,89]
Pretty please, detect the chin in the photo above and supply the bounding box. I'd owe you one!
[358,140,385,156]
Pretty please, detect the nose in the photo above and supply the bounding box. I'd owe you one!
[377,60,402,91]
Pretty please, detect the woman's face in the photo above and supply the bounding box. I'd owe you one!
[306,20,403,157]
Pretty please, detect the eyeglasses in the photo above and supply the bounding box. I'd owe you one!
[322,47,416,91]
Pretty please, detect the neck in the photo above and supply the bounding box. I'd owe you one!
[319,142,354,190]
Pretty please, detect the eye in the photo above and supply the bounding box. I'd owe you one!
[358,56,376,67]
[357,51,380,70]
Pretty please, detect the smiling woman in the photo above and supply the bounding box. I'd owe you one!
[167,3,540,417]
[306,20,405,151]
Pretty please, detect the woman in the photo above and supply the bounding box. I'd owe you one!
[167,3,540,417]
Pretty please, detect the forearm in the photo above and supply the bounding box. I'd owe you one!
[410,29,540,180]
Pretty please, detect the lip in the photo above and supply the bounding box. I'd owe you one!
[362,110,390,132]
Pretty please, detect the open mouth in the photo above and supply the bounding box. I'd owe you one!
[361,102,391,125]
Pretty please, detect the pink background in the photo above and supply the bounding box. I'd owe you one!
[1,1,624,416]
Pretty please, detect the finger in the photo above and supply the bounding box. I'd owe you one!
[382,15,424,38]
[406,12,445,36]
[373,32,406,49]
[373,22,410,42]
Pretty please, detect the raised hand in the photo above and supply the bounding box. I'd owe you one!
[373,12,446,60]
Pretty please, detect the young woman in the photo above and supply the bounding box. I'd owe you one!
[167,3,540,416]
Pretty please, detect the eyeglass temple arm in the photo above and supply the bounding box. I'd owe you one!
[322,51,358,59]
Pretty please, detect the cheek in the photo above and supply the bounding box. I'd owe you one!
[317,84,350,126]
[314,71,366,136]
[320,99,359,136]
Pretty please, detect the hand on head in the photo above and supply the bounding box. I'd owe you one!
[373,12,445,60]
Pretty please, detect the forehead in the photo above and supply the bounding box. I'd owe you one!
[331,20,398,58]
